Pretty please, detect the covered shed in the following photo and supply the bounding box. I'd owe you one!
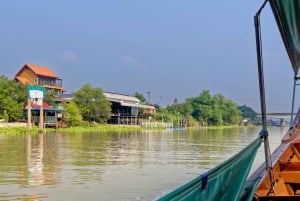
[103,92,155,125]
[23,101,63,128]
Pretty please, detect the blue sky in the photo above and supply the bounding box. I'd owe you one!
[0,1,296,112]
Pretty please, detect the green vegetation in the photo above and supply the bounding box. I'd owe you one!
[0,75,27,122]
[73,84,111,123]
[0,125,144,134]
[0,126,39,134]
[62,102,82,126]
[53,124,157,133]
[0,127,26,134]
[134,91,146,103]
[153,90,254,127]
[0,74,258,129]
[238,105,259,124]
[44,90,58,107]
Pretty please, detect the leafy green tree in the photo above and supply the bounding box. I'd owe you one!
[210,94,224,125]
[0,75,27,122]
[186,90,213,125]
[166,102,193,126]
[44,90,57,107]
[238,105,258,123]
[73,84,111,123]
[186,115,198,127]
[153,108,173,123]
[134,92,146,103]
[62,102,82,126]
[185,90,242,126]
[238,105,257,119]
[222,99,241,125]
[2,110,9,122]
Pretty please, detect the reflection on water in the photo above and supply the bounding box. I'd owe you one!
[27,134,44,186]
[0,127,287,201]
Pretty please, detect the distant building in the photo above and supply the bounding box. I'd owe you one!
[15,64,64,96]
[15,64,64,127]
[62,92,156,125]
[103,92,155,124]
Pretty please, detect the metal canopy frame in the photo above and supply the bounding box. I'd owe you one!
[255,0,300,195]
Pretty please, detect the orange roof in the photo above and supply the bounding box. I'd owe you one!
[15,76,30,84]
[26,64,58,78]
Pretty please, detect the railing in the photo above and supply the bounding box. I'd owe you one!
[37,78,63,88]
[140,121,173,128]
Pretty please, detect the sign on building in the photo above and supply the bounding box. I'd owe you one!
[27,85,45,106]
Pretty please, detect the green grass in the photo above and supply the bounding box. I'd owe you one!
[184,125,258,131]
[46,124,165,133]
[0,124,252,134]
[0,126,39,134]
[0,124,164,134]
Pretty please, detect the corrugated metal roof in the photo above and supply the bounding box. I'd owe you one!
[61,92,155,110]
[120,102,155,109]
[138,104,156,110]
[120,102,140,107]
[103,92,140,103]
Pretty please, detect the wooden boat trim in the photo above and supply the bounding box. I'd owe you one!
[249,108,300,199]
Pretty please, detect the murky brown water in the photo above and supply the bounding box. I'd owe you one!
[0,127,286,201]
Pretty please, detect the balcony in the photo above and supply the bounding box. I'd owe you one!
[37,78,63,88]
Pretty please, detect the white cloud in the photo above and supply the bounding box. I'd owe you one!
[59,49,78,63]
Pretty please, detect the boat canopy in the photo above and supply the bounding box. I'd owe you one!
[269,0,300,74]
[157,137,261,201]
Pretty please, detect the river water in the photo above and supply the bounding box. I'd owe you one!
[0,127,287,201]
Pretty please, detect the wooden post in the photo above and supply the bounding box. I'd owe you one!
[55,111,58,129]
[27,98,32,131]
[39,101,44,133]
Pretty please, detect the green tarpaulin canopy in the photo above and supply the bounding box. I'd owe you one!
[269,0,300,74]
[157,137,261,201]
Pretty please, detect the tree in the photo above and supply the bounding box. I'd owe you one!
[44,90,57,107]
[152,108,173,123]
[73,84,111,123]
[238,105,258,123]
[134,92,146,103]
[166,102,193,126]
[222,99,241,125]
[184,90,242,126]
[187,90,213,125]
[62,102,82,126]
[0,75,27,122]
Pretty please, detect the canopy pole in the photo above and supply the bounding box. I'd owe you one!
[255,1,268,132]
[254,0,275,194]
[290,75,300,127]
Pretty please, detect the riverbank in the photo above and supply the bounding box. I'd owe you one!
[0,124,165,134]
[0,123,255,134]
[53,124,165,133]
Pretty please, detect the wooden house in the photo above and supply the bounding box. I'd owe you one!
[15,64,64,127]
[103,92,155,125]
[15,64,64,96]
[62,92,156,125]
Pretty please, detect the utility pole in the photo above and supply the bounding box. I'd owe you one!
[147,91,151,104]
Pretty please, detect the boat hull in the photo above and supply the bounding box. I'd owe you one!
[250,120,300,200]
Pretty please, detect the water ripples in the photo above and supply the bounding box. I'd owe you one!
[0,127,287,200]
